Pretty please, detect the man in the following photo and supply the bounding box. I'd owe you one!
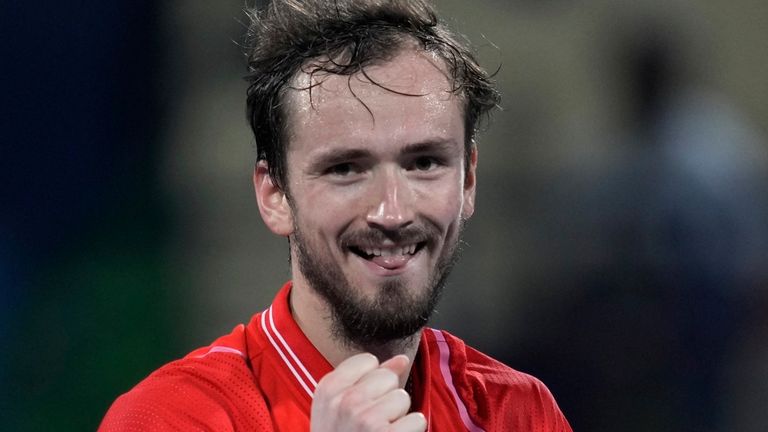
[100,1,572,430]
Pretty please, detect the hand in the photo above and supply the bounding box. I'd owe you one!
[310,353,427,432]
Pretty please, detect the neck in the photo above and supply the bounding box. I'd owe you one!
[289,276,421,388]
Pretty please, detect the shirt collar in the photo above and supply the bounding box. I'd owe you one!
[248,280,432,418]
[248,281,333,399]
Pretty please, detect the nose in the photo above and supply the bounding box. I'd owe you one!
[366,167,415,231]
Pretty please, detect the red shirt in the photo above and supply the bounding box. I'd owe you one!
[99,282,572,431]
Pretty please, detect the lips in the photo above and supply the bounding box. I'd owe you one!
[358,244,418,257]
[348,242,426,271]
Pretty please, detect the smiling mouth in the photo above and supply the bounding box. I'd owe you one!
[348,242,426,261]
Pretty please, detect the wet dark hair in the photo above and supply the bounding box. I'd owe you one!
[245,0,500,189]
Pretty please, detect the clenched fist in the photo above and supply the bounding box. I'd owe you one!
[310,353,427,432]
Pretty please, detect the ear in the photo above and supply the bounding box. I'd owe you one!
[461,145,478,219]
[253,161,293,236]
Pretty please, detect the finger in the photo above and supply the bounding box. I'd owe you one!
[351,367,400,401]
[389,411,427,432]
[317,353,379,396]
[379,354,410,377]
[360,388,411,424]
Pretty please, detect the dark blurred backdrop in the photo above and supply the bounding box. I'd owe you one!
[2,1,767,431]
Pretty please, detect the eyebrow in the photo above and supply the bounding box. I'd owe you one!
[400,139,459,155]
[310,138,460,168]
[311,149,373,169]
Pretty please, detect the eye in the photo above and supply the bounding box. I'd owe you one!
[413,156,439,171]
[330,163,351,176]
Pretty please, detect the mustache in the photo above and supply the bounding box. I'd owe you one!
[339,223,441,247]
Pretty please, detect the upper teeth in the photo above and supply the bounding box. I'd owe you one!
[362,244,417,257]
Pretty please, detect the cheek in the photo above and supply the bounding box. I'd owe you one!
[292,184,365,234]
[304,183,366,215]
[414,180,465,223]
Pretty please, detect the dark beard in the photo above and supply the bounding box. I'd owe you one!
[292,223,461,352]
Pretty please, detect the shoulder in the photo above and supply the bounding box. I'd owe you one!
[99,325,273,431]
[426,328,545,392]
[426,328,572,432]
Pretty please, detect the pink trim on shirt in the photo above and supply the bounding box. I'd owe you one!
[195,346,246,358]
[430,328,485,432]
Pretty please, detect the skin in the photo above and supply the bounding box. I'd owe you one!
[254,47,477,431]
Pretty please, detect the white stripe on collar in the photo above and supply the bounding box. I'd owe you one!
[261,307,315,398]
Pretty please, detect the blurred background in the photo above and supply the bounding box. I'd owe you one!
[2,0,767,430]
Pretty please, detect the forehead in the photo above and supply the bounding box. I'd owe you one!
[283,49,464,155]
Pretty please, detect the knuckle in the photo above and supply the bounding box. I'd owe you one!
[392,388,410,403]
[344,352,379,369]
[337,389,364,414]
[355,412,381,431]
[316,374,333,391]
[370,368,398,389]
[315,369,346,397]
[410,412,428,430]
[314,379,333,400]
[380,369,399,387]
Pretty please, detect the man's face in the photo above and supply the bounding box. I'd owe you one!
[281,48,476,347]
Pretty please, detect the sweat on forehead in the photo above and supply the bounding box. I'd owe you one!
[283,47,458,135]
